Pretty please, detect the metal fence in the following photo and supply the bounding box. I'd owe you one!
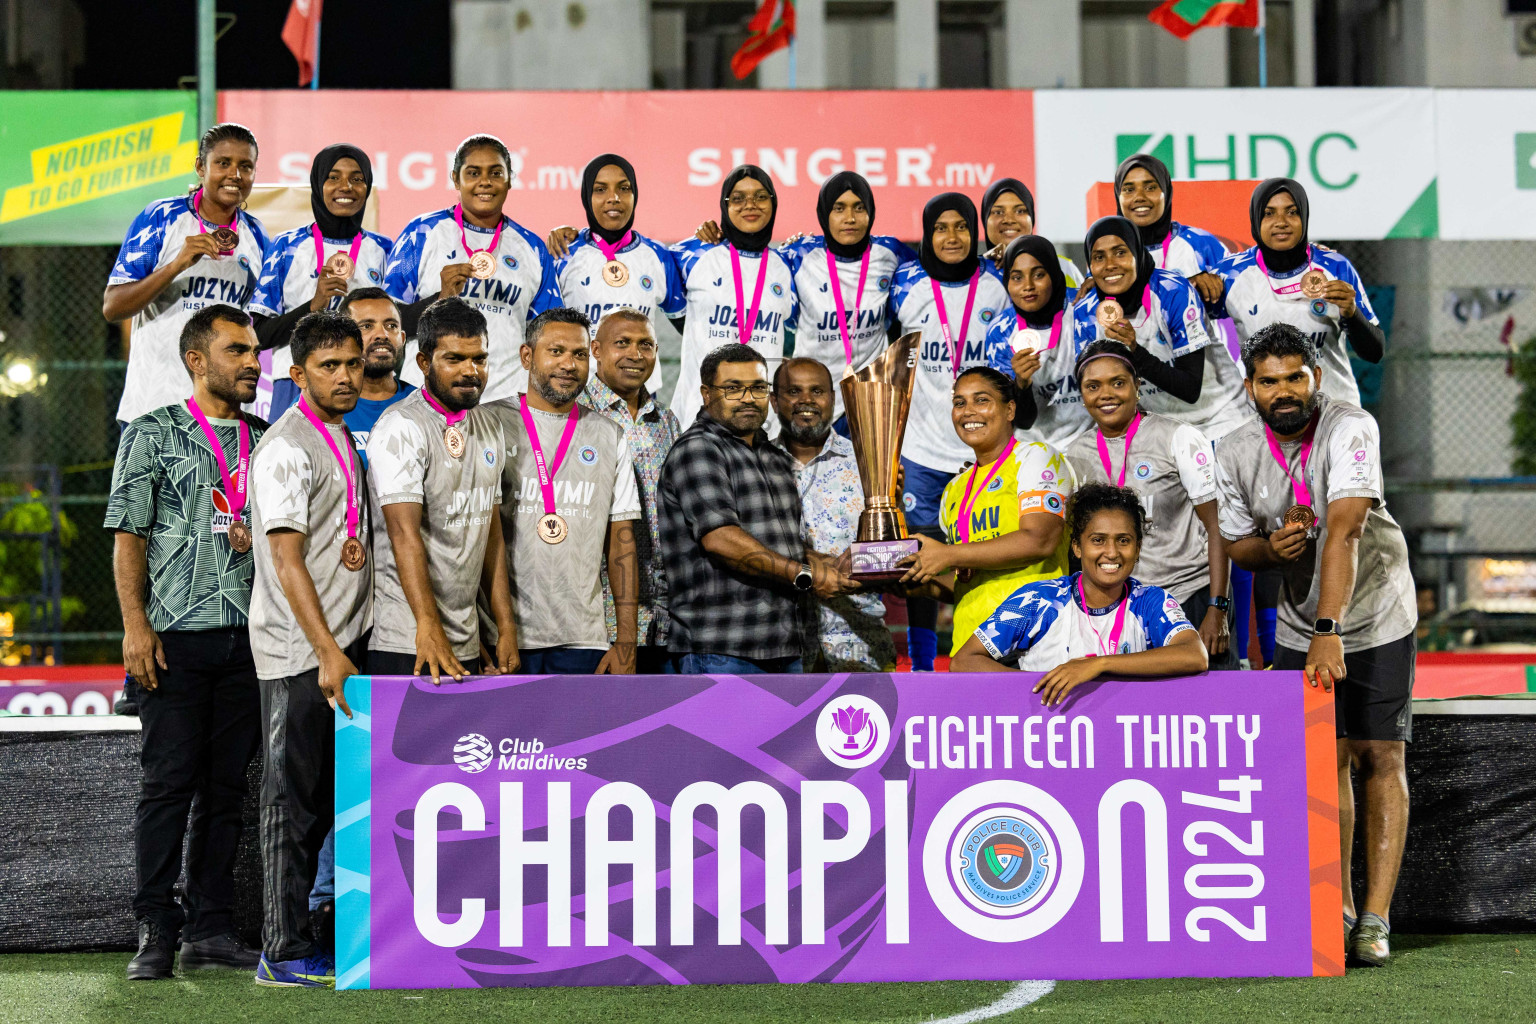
[1,239,1533,662]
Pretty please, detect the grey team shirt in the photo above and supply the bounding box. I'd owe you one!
[1214,393,1416,652]
[486,400,642,651]
[248,410,373,679]
[366,389,505,660]
[1066,413,1217,602]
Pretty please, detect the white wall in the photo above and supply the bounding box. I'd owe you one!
[452,0,651,90]
[1424,0,1536,87]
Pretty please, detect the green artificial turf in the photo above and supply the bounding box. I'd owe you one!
[0,934,1528,1024]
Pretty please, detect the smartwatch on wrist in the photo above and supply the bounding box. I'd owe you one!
[793,564,814,592]
[1313,618,1338,636]
[1207,595,1231,612]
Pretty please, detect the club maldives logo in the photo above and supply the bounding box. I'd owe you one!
[814,694,890,769]
[578,445,598,465]
[453,733,494,773]
[923,780,1084,942]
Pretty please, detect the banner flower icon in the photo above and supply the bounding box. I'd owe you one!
[815,694,889,768]
[833,705,871,750]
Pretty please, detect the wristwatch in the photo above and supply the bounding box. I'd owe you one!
[1207,595,1231,611]
[793,563,814,592]
[1313,618,1338,636]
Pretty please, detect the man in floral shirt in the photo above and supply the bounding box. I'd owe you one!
[772,358,897,671]
[579,308,681,673]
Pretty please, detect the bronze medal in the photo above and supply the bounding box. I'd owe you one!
[469,251,496,279]
[210,226,239,255]
[325,252,355,279]
[602,259,629,287]
[1300,269,1328,301]
[227,519,252,553]
[1095,298,1124,330]
[537,512,568,545]
[444,425,466,459]
[1283,504,1317,529]
[1011,328,1043,354]
[341,536,367,572]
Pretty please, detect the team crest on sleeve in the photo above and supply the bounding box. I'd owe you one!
[878,276,890,289]
[578,445,598,465]
[771,282,784,297]
[903,492,917,512]
[482,447,497,467]
[368,268,381,282]
[1134,461,1153,480]
[1310,299,1328,316]
[1044,493,1063,513]
[503,254,518,271]
[980,309,995,323]
[640,274,654,291]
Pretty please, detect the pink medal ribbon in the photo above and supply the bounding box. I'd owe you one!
[1263,421,1316,508]
[826,246,871,365]
[311,224,363,278]
[1079,575,1131,657]
[297,396,361,542]
[1014,309,1065,351]
[1094,412,1144,487]
[420,387,467,429]
[454,203,505,263]
[593,229,633,263]
[932,271,982,376]
[1156,232,1172,270]
[1256,245,1317,298]
[190,188,239,254]
[518,396,580,517]
[729,244,770,346]
[185,397,250,523]
[954,437,1016,543]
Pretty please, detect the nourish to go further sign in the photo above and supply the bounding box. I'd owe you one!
[334,671,1341,990]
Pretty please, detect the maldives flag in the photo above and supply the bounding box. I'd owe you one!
[281,0,324,86]
[730,0,796,80]
[1148,0,1259,39]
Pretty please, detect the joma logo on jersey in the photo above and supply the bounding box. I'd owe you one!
[707,305,784,333]
[1115,131,1360,191]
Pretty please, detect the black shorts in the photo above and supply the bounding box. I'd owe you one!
[1274,633,1415,742]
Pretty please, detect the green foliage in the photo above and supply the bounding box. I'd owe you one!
[1513,335,1536,476]
[0,483,83,631]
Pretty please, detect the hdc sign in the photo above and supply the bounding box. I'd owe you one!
[335,672,1342,990]
[220,90,1033,242]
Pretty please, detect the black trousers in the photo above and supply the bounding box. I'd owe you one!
[1180,585,1240,671]
[134,627,260,941]
[258,635,368,961]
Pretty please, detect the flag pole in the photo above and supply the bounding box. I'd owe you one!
[1256,0,1267,88]
[788,36,797,89]
[311,4,321,90]
[197,0,215,131]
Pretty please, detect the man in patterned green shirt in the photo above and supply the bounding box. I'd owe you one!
[105,303,267,981]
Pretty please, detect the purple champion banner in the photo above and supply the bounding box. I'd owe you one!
[335,671,1342,990]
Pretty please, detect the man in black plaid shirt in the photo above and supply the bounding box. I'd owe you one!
[659,343,859,674]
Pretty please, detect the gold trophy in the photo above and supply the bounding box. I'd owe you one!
[841,332,923,580]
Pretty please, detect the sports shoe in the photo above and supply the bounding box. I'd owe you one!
[1343,912,1356,950]
[179,931,260,970]
[1349,913,1391,966]
[126,920,176,980]
[255,952,335,988]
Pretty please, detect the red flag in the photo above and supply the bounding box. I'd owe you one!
[1148,0,1258,40]
[282,0,324,86]
[731,0,796,80]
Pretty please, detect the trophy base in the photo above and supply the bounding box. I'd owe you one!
[850,538,921,581]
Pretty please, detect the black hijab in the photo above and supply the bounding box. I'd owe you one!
[817,170,875,259]
[310,144,372,240]
[1114,153,1174,249]
[719,164,777,252]
[1250,177,1311,274]
[981,178,1035,248]
[920,192,980,283]
[1000,234,1067,330]
[1084,215,1155,320]
[581,153,637,245]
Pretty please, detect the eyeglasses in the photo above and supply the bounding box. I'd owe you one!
[708,382,772,400]
[727,191,772,208]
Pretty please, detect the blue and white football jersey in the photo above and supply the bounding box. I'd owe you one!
[669,239,798,433]
[1072,269,1250,440]
[383,207,560,402]
[1146,222,1228,277]
[982,296,1089,451]
[1216,246,1378,409]
[249,223,394,418]
[892,264,1011,472]
[974,572,1195,670]
[109,194,271,423]
[556,229,685,393]
[780,234,915,420]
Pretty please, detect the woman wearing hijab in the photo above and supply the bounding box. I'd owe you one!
[252,144,392,421]
[978,177,1084,289]
[891,192,1009,670]
[780,171,915,427]
[1072,216,1250,441]
[1113,154,1228,303]
[982,234,1085,449]
[669,164,798,432]
[1214,177,1384,409]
